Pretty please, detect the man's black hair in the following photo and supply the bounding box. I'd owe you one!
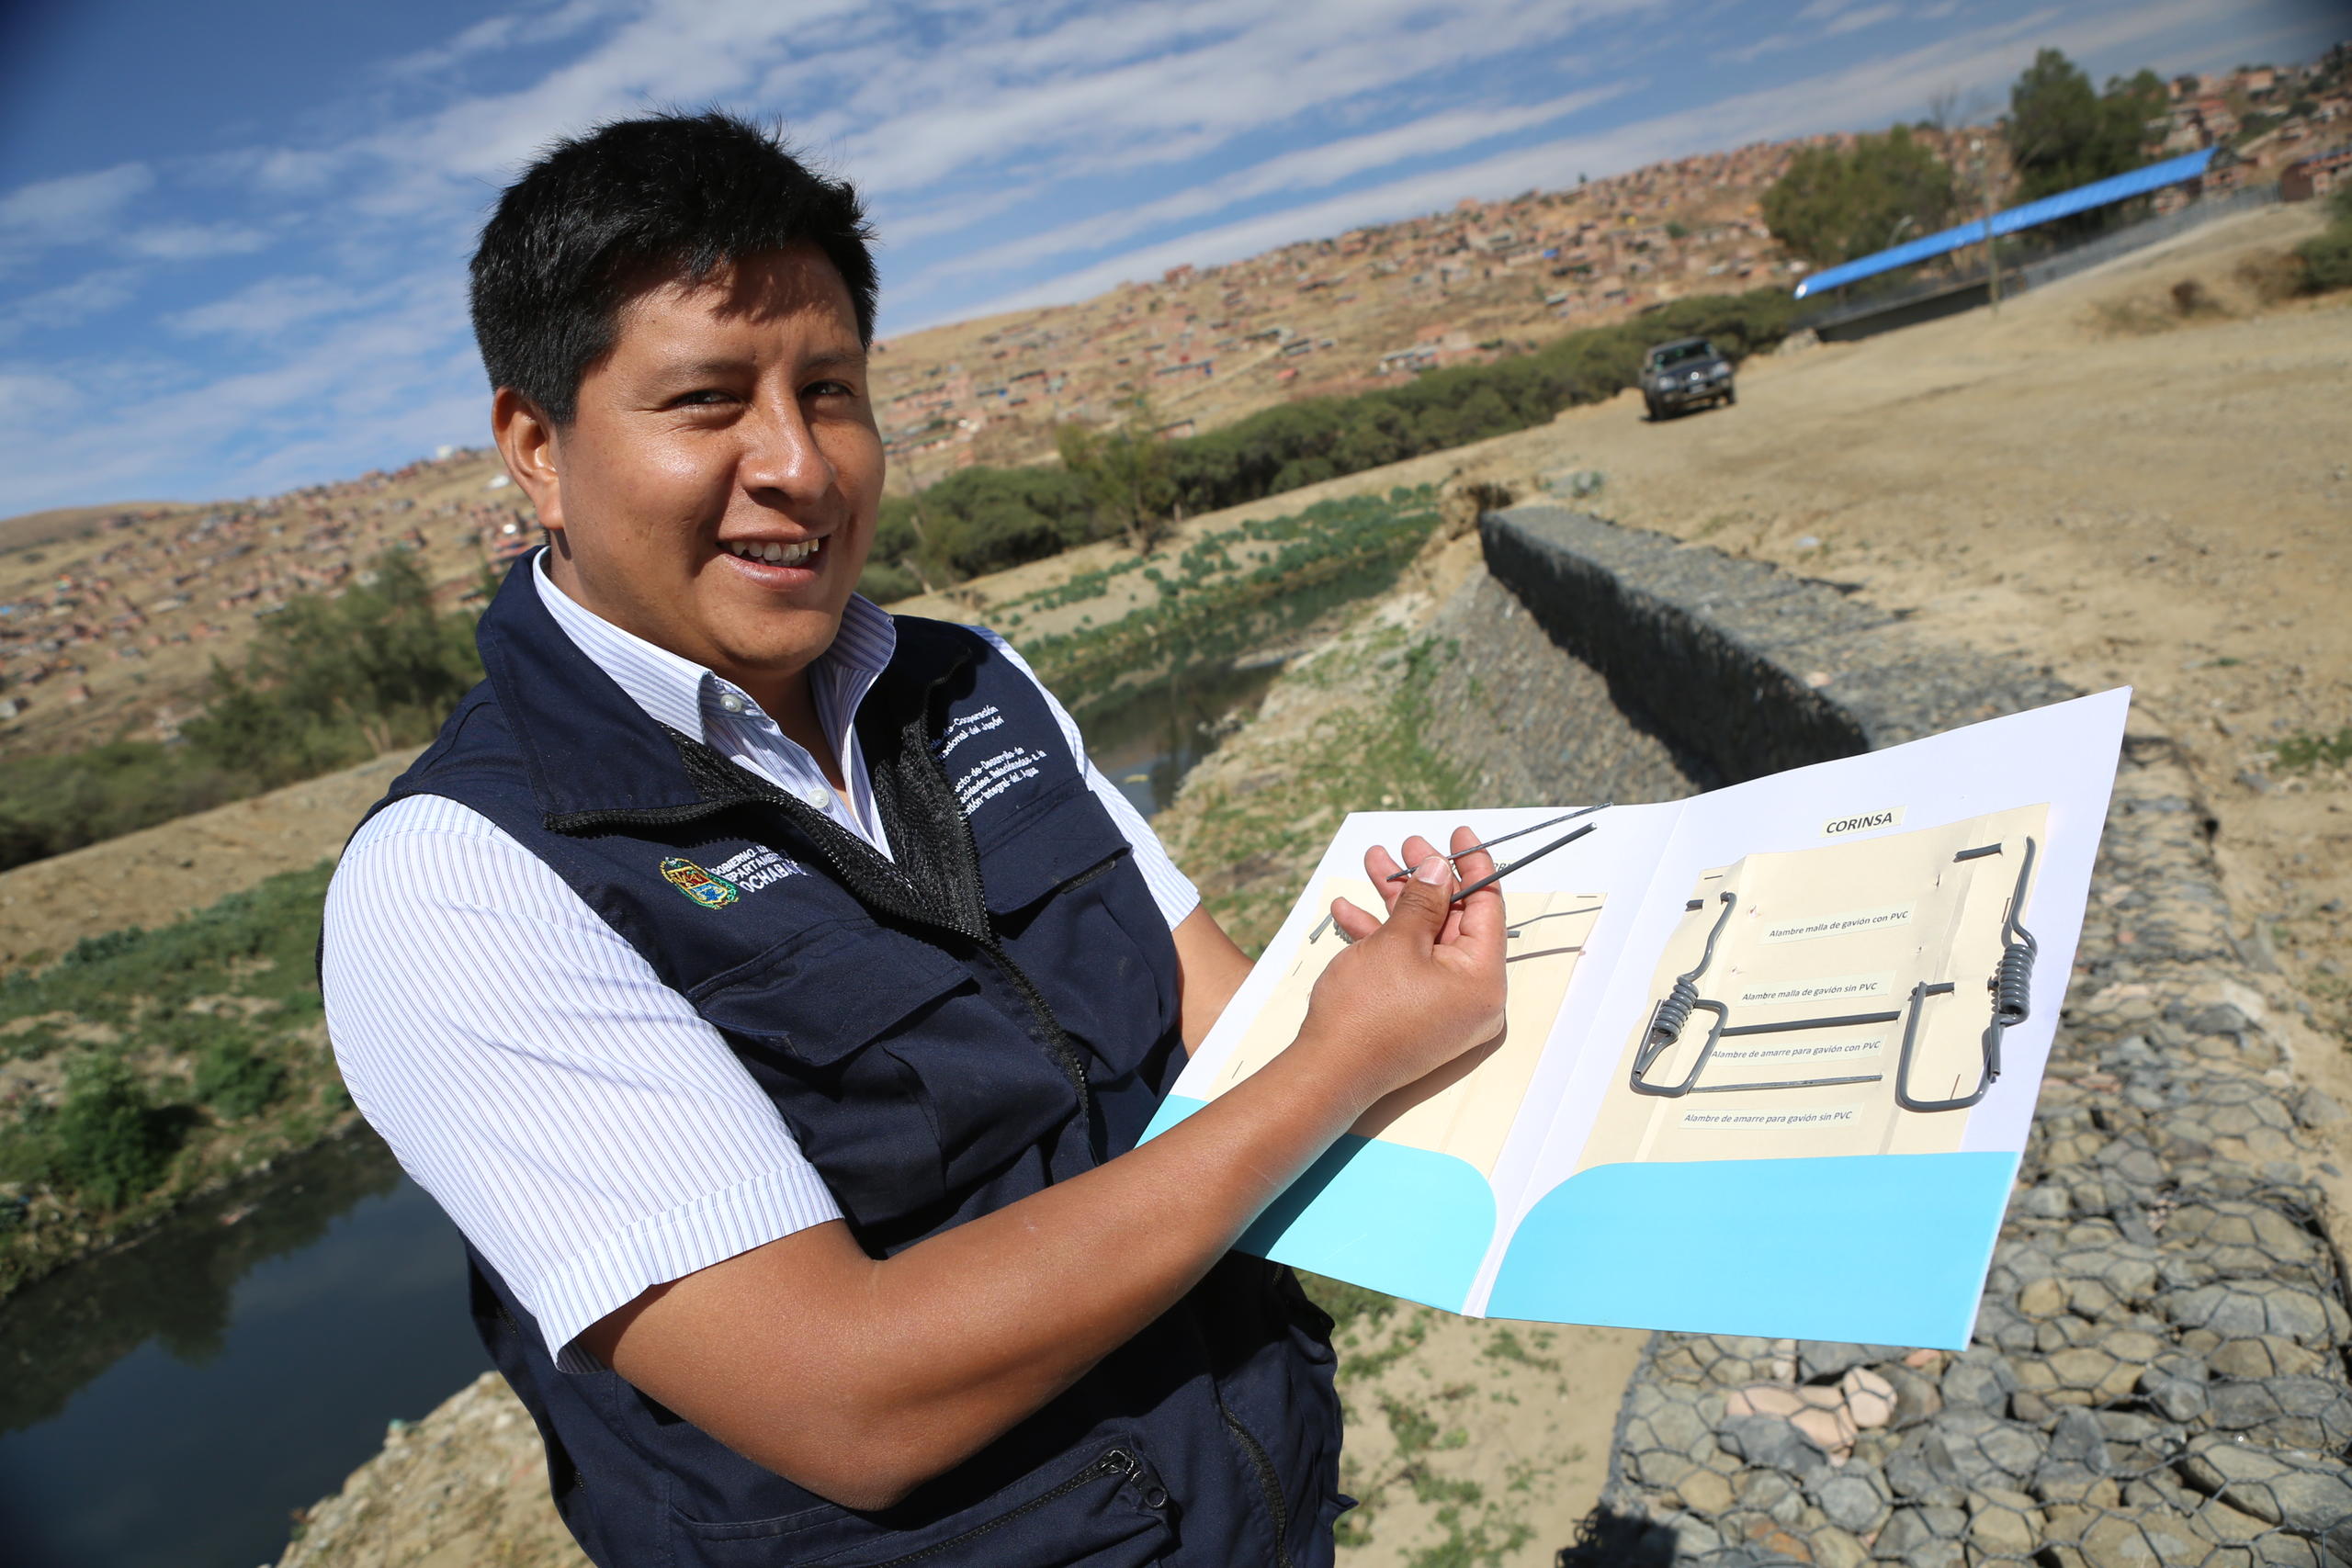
[469,110,877,423]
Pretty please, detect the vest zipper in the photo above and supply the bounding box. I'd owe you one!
[1220,1405,1297,1568]
[722,782,1096,1120]
[864,1448,1142,1566]
[930,750,1094,1122]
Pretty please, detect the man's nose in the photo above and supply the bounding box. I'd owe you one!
[738,395,835,505]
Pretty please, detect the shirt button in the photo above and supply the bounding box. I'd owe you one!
[717,693,746,715]
[799,784,830,807]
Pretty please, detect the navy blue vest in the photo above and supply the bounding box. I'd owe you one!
[362,560,1344,1568]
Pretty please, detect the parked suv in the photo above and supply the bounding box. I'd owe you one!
[1642,337,1735,419]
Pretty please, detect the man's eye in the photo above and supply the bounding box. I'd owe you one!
[673,389,733,407]
[805,379,857,400]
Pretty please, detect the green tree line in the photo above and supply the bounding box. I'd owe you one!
[1763,48,2177,272]
[0,553,483,874]
[858,285,1797,598]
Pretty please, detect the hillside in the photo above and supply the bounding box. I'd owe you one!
[866,134,1815,479]
[0,130,1838,767]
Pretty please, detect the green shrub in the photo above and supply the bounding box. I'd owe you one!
[854,558,922,604]
[46,1055,179,1209]
[2294,219,2352,295]
[0,552,485,874]
[193,1037,286,1120]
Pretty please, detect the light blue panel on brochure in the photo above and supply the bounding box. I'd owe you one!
[1485,1152,2018,1348]
[1143,1095,1496,1314]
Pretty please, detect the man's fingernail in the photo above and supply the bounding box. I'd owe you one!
[1413,855,1450,885]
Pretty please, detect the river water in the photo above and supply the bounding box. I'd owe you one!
[0,651,1288,1568]
[0,1132,485,1568]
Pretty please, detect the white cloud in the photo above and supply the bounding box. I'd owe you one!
[1826,4,1905,38]
[0,268,144,340]
[0,163,156,247]
[0,367,82,424]
[123,222,272,261]
[166,275,355,339]
[923,83,1635,287]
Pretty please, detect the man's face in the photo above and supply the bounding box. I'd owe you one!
[519,245,882,694]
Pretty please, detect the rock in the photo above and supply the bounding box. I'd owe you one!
[1965,1488,2042,1557]
[1876,1363,1943,1427]
[1810,1525,1869,1568]
[2175,1434,2352,1536]
[2076,1508,2211,1568]
[2206,1336,2327,1381]
[2202,1376,2352,1450]
[1718,1414,1830,1479]
[1678,1468,1736,1514]
[2020,1182,2074,1219]
[2044,1408,2109,1473]
[1885,1428,1968,1507]
[1798,1342,1907,1382]
[2292,1089,2344,1129]
[2161,1281,2346,1347]
[1935,1410,2047,1492]
[2019,1277,2070,1318]
[1736,1467,1807,1526]
[1873,1504,1968,1563]
[2140,1371,2210,1423]
[1810,1469,1889,1535]
[1942,1349,2019,1411]
[1842,1369,1897,1430]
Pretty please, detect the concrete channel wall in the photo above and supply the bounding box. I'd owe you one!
[1479,504,2352,1568]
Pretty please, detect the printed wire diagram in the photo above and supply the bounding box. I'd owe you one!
[1630,836,2039,1111]
[1586,804,2050,1168]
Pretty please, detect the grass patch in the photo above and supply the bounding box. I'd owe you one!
[1017,486,1442,715]
[2269,725,2352,773]
[0,862,352,1297]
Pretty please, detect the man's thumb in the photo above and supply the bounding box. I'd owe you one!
[1386,855,1456,940]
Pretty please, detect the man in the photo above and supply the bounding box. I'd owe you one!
[323,110,1504,1568]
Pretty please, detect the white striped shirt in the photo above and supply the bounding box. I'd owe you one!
[322,556,1198,1371]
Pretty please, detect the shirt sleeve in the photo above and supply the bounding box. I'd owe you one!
[322,795,844,1372]
[967,625,1203,929]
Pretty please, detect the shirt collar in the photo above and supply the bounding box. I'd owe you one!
[531,550,898,743]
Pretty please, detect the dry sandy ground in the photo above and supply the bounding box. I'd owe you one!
[0,747,420,971]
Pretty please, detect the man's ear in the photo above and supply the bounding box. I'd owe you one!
[491,387,567,539]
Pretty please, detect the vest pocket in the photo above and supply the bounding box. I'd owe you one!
[689,919,969,1066]
[669,1442,1175,1567]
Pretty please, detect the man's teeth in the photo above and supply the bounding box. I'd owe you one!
[726,538,820,566]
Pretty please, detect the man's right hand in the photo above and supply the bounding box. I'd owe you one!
[1292,826,1509,1109]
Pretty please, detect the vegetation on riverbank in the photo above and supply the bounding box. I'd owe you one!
[859,287,1793,598]
[1009,486,1446,712]
[0,556,482,874]
[0,861,350,1297]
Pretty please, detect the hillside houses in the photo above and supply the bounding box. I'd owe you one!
[865,133,1819,480]
[0,448,536,749]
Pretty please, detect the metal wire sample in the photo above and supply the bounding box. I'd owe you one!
[1895,836,2039,1113]
[1385,802,1611,882]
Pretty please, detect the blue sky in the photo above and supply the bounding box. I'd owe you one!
[0,0,2337,515]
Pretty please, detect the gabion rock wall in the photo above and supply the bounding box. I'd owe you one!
[1478,507,2352,1568]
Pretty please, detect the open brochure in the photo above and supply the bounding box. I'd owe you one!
[1141,689,2132,1349]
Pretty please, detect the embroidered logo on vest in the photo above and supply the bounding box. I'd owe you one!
[660,857,741,908]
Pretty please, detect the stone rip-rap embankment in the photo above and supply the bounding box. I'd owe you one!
[1475,508,2352,1568]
